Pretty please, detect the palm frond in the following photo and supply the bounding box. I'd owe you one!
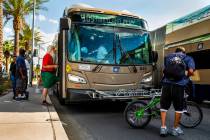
[26,0,48,15]
[2,0,49,54]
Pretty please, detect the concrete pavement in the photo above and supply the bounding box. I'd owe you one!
[0,87,69,140]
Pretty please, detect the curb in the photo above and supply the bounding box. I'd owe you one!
[47,95,69,140]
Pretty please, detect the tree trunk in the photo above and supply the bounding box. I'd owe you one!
[5,57,8,73]
[13,17,21,56]
[0,1,3,71]
[4,51,10,74]
[14,29,20,56]
[25,41,29,51]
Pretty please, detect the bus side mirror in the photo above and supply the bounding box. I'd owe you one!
[152,51,158,63]
[60,18,71,30]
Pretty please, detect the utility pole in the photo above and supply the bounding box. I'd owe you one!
[29,0,36,86]
[0,0,3,72]
[38,44,40,65]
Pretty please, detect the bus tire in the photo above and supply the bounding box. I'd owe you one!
[53,85,58,96]
[57,83,66,105]
[193,99,203,104]
[58,92,66,105]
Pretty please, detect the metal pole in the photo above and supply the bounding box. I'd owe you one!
[38,45,40,65]
[29,0,36,86]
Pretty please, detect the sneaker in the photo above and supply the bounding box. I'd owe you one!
[25,91,29,100]
[183,109,187,113]
[160,127,168,137]
[15,97,22,101]
[20,95,26,99]
[170,127,184,136]
[42,100,51,106]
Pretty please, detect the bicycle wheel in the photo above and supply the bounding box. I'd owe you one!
[124,101,152,129]
[180,101,203,128]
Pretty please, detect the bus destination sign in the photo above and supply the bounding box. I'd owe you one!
[72,12,146,29]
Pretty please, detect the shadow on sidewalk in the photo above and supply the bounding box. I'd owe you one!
[0,86,51,112]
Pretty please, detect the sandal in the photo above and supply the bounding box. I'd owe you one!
[42,100,51,105]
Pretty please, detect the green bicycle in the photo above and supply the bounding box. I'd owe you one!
[124,89,203,129]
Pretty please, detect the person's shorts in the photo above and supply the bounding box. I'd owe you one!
[16,78,27,93]
[160,84,185,113]
[41,72,59,88]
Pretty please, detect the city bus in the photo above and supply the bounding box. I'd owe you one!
[55,5,158,104]
[151,5,210,102]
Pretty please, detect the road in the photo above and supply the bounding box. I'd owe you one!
[50,95,210,140]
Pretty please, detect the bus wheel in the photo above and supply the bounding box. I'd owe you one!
[58,93,66,105]
[53,85,58,96]
[57,83,66,105]
[192,98,203,104]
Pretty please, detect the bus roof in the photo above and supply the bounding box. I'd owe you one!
[66,6,143,19]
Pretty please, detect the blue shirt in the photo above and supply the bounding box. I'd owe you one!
[162,52,195,86]
[16,56,27,79]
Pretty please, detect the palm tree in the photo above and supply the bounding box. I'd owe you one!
[20,24,43,51]
[3,0,48,56]
[3,40,13,73]
[0,0,3,72]
[3,40,13,53]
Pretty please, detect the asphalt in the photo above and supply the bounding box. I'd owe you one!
[0,86,69,140]
[51,95,210,140]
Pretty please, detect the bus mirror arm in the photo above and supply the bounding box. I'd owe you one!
[152,63,157,70]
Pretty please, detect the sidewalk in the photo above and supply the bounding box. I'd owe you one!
[0,87,69,140]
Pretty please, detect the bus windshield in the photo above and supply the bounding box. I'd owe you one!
[67,24,152,65]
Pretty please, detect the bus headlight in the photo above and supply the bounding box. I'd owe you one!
[141,75,152,83]
[68,74,87,84]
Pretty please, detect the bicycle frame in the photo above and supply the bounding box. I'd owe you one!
[135,96,160,119]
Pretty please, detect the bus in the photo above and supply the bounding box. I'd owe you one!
[55,5,158,104]
[151,5,210,102]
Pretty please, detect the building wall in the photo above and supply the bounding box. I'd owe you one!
[166,18,210,45]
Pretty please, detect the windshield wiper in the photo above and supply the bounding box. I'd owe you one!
[92,46,114,72]
[116,35,137,73]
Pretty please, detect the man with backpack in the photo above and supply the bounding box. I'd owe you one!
[160,47,195,137]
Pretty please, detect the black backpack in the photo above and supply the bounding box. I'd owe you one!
[164,55,186,81]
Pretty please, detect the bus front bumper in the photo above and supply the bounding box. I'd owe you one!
[67,88,160,101]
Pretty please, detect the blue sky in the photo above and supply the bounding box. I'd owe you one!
[4,0,210,45]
